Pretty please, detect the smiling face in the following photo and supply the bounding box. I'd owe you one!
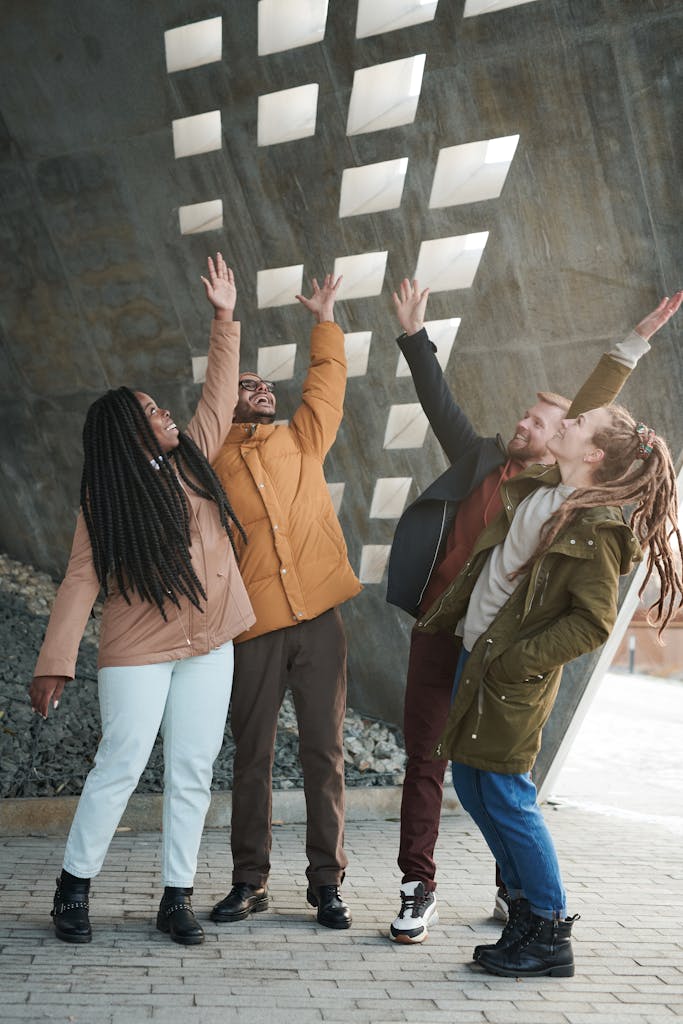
[134,391,180,453]
[506,400,565,466]
[233,373,277,424]
[547,406,612,480]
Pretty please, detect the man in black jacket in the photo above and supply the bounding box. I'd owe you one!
[386,278,681,944]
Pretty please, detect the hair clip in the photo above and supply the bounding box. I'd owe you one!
[635,422,655,460]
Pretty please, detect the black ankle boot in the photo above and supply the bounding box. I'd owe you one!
[473,897,531,961]
[306,885,352,930]
[52,871,92,944]
[156,887,204,946]
[478,911,580,978]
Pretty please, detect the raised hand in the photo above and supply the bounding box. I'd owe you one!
[634,290,683,341]
[201,253,236,321]
[392,278,430,337]
[296,273,342,324]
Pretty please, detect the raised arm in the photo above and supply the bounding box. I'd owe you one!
[291,274,347,457]
[186,253,241,460]
[569,291,682,416]
[634,291,682,341]
[392,278,482,463]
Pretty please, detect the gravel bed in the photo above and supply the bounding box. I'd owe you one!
[0,553,406,799]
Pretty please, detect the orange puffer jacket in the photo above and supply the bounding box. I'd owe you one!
[213,321,361,642]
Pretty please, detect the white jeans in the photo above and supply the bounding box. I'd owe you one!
[63,641,234,887]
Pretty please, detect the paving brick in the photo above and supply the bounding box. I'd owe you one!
[2,808,683,1023]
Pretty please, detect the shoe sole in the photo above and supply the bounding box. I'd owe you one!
[156,923,205,945]
[478,960,575,978]
[54,927,92,944]
[316,916,352,930]
[210,896,269,923]
[389,909,439,944]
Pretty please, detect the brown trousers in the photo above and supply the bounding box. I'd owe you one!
[230,608,348,889]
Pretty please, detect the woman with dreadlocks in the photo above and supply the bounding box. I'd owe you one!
[417,403,682,978]
[29,253,255,946]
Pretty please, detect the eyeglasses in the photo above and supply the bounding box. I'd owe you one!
[239,378,275,393]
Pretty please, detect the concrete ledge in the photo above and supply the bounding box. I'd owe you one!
[0,787,463,836]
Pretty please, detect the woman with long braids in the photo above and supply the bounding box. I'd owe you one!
[417,402,682,977]
[29,253,255,946]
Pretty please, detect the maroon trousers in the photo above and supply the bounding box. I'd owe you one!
[230,608,348,890]
[399,627,462,892]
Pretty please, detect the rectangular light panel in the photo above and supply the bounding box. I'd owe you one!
[258,83,319,146]
[359,544,391,584]
[429,135,519,208]
[258,0,329,55]
[370,477,413,518]
[356,0,438,38]
[383,403,429,449]
[172,110,222,159]
[165,18,222,73]
[414,233,489,292]
[326,481,345,514]
[192,355,208,384]
[257,343,298,381]
[464,0,541,15]
[333,251,388,300]
[339,158,408,218]
[344,332,372,377]
[257,264,304,308]
[178,199,223,235]
[346,55,426,136]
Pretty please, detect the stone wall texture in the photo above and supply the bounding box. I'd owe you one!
[0,1,681,759]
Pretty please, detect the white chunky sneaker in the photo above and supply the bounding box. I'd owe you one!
[492,885,510,922]
[389,881,438,944]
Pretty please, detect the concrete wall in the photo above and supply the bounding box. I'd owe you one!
[0,0,681,735]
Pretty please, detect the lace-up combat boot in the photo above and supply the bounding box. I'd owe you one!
[473,897,531,960]
[478,911,580,978]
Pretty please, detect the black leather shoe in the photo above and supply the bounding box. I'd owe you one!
[52,873,92,944]
[210,883,269,923]
[156,887,204,946]
[307,885,352,930]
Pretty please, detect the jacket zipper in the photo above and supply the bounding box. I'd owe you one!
[417,500,448,610]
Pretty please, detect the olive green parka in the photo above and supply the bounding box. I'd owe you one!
[417,464,642,774]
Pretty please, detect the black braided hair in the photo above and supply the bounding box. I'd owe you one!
[81,386,246,620]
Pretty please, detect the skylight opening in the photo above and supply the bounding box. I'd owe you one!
[178,199,223,235]
[383,404,429,449]
[256,264,304,308]
[429,135,519,208]
[346,55,426,136]
[332,251,388,300]
[257,83,319,146]
[356,0,438,39]
[165,18,222,73]
[369,477,413,518]
[172,111,222,159]
[257,343,298,381]
[258,0,329,55]
[339,158,408,218]
[413,233,489,292]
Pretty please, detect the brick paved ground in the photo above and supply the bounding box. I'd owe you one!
[1,804,682,1024]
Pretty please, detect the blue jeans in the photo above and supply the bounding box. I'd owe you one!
[450,648,566,920]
